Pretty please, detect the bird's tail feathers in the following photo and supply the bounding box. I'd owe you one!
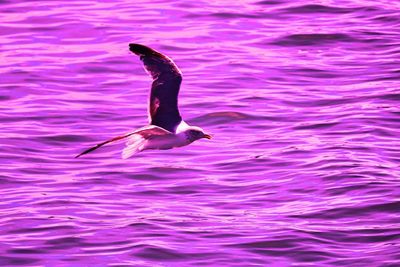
[122,134,147,159]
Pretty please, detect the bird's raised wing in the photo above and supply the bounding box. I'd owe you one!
[129,43,183,133]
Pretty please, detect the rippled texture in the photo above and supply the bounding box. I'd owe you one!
[1,0,400,266]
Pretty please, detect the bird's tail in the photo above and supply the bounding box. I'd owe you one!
[122,134,147,159]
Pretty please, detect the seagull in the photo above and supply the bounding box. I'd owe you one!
[76,43,211,159]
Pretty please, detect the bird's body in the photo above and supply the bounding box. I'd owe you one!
[142,132,189,150]
[76,44,211,159]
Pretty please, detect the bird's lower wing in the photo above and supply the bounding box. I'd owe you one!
[75,125,172,159]
[75,134,130,158]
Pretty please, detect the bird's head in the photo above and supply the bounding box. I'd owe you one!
[185,126,212,142]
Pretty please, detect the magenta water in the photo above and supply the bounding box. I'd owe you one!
[1,0,400,266]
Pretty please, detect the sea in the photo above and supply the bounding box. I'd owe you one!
[1,0,400,266]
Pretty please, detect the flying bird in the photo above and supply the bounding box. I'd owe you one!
[76,44,211,159]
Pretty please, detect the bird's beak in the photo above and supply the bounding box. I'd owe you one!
[203,133,212,139]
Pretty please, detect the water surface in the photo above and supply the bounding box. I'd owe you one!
[1,0,400,266]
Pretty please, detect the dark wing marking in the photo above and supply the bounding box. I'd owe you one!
[129,43,183,133]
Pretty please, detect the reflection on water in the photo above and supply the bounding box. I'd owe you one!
[1,0,400,265]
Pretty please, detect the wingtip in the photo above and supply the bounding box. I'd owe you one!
[75,152,84,158]
[129,43,155,56]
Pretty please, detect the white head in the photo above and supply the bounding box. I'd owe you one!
[185,126,212,143]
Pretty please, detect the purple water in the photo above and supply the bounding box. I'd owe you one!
[1,0,400,266]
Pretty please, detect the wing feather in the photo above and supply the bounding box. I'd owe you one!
[129,43,183,133]
[75,126,172,158]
